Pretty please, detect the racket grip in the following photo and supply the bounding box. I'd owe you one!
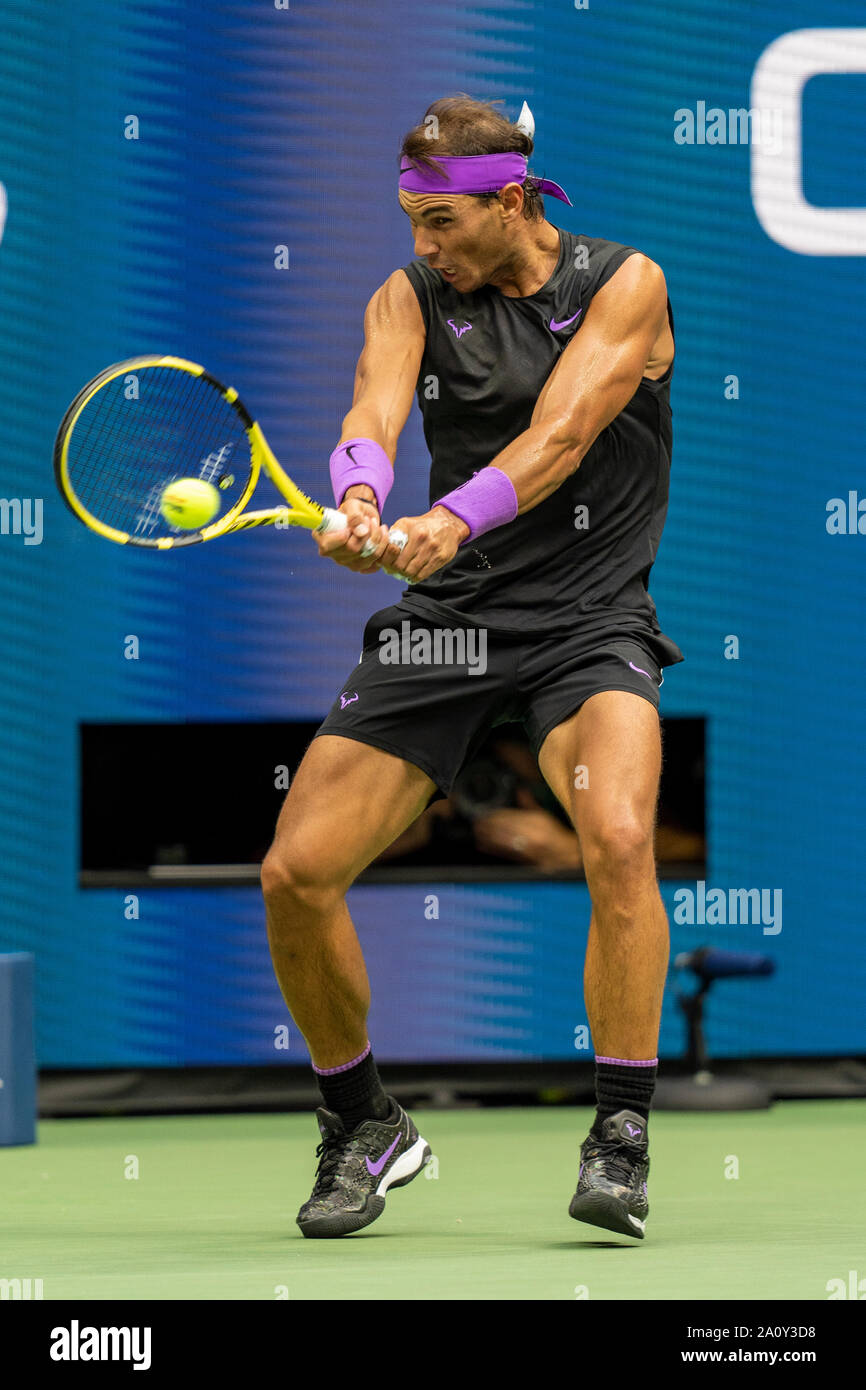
[325,513,414,584]
[384,527,408,557]
[359,526,407,560]
[320,508,394,558]
[381,527,416,584]
[357,525,415,584]
[317,507,350,535]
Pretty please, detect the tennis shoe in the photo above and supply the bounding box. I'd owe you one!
[568,1109,650,1239]
[297,1096,431,1238]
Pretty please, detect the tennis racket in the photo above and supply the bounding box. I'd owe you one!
[53,354,409,572]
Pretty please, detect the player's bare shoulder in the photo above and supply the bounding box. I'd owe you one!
[596,253,672,380]
[350,271,427,449]
[627,255,673,380]
[605,251,667,299]
[364,268,426,344]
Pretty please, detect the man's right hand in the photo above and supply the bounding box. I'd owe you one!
[313,491,392,574]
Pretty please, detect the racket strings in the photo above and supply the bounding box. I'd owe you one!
[65,366,252,539]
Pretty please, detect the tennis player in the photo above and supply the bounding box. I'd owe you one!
[262,95,683,1241]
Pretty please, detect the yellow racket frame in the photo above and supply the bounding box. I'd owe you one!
[55,355,330,549]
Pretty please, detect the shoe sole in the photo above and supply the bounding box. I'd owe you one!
[569,1190,646,1239]
[298,1135,432,1239]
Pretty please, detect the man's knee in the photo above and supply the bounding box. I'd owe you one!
[580,812,655,879]
[261,844,343,918]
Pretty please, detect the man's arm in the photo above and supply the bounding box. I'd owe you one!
[384,254,669,580]
[498,253,669,511]
[342,268,426,462]
[315,269,426,572]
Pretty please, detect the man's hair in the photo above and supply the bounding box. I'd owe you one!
[399,94,544,223]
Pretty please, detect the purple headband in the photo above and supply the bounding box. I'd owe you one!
[399,152,573,207]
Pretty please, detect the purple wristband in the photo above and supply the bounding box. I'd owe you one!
[434,466,518,544]
[329,437,394,515]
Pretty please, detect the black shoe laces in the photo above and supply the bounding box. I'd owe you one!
[585,1139,642,1188]
[311,1131,354,1198]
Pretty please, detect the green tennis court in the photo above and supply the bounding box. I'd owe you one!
[3,1099,861,1301]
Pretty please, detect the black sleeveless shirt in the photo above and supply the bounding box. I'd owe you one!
[397,226,683,664]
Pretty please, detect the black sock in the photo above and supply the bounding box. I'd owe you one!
[592,1055,658,1135]
[313,1043,393,1131]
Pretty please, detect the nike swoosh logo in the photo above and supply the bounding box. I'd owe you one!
[628,661,652,680]
[366,1133,401,1177]
[549,310,582,332]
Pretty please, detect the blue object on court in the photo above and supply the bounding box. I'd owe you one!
[0,953,36,1146]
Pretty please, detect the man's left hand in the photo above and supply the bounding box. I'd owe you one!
[382,505,470,582]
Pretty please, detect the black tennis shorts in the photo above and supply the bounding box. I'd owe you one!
[313,602,682,798]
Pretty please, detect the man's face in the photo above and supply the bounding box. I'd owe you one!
[398,187,512,293]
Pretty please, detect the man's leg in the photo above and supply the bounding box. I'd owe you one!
[261,732,436,1088]
[264,733,438,1237]
[538,689,666,1235]
[537,690,668,1093]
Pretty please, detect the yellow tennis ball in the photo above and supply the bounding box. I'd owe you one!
[159,478,221,529]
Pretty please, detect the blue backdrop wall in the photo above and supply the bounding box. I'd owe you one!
[1,0,864,1064]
